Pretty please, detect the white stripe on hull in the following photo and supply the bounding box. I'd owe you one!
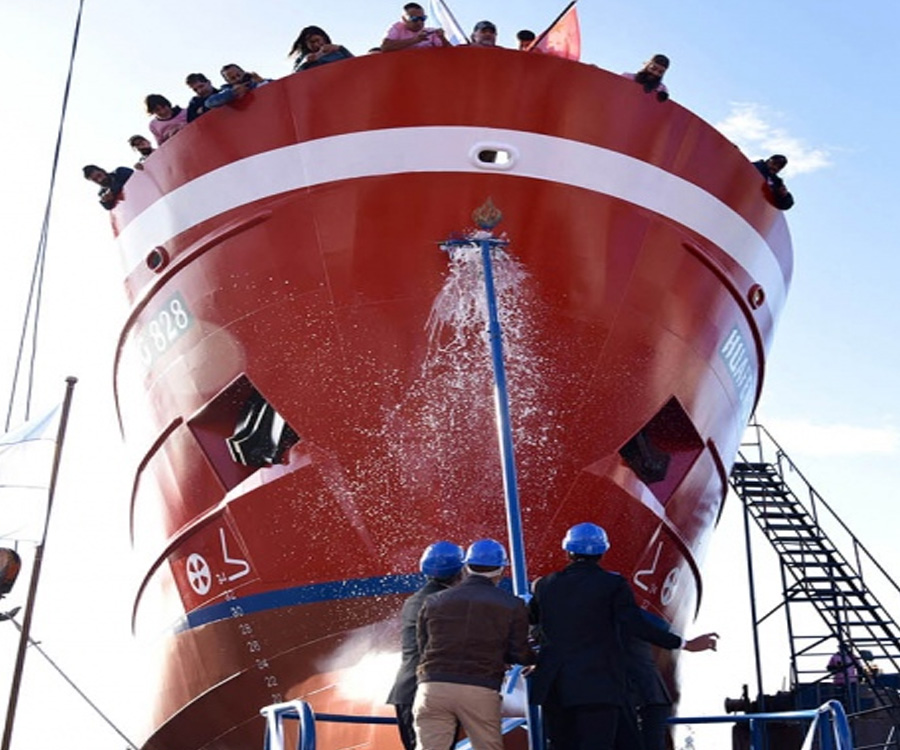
[117,126,787,314]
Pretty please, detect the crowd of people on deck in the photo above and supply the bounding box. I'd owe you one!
[82,1,794,214]
[389,526,719,750]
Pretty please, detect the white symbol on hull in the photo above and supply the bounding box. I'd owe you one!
[220,528,250,581]
[186,553,212,595]
[634,542,663,592]
[661,567,681,606]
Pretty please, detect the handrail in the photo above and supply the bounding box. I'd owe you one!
[740,420,900,603]
[454,719,527,750]
[261,700,317,750]
[263,699,854,750]
[260,701,526,750]
[671,700,853,750]
[803,700,853,750]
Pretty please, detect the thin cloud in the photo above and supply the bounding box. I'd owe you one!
[715,103,831,176]
[763,418,899,456]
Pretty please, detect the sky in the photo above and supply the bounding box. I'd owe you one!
[0,1,899,748]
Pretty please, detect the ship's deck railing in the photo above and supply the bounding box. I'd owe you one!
[261,699,852,750]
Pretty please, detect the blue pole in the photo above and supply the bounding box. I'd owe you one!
[475,237,544,750]
[476,237,529,597]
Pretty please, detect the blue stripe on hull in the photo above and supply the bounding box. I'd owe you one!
[180,573,425,631]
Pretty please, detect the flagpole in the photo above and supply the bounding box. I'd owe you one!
[2,376,77,750]
[527,0,577,51]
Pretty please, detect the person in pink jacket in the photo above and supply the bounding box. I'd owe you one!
[145,94,188,145]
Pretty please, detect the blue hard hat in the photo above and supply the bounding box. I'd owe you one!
[464,539,509,568]
[419,541,464,578]
[562,523,610,555]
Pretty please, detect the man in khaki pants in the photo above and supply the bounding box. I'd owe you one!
[413,539,534,750]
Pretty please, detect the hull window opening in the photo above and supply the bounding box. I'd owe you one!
[620,431,670,484]
[188,375,300,491]
[227,391,298,468]
[619,397,705,505]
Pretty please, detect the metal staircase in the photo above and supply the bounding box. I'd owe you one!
[731,421,900,724]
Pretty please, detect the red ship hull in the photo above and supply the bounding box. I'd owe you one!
[110,49,791,749]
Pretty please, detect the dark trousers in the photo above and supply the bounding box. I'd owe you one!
[394,703,417,750]
[638,703,672,750]
[543,702,641,750]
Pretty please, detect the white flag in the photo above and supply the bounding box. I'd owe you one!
[0,404,61,542]
[428,0,469,46]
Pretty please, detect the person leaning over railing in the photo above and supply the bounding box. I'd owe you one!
[82,164,133,210]
[127,134,154,170]
[622,54,671,102]
[204,63,272,109]
[145,93,188,145]
[289,26,354,72]
[381,3,449,52]
[754,154,795,210]
[184,73,218,122]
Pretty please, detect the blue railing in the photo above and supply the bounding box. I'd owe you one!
[260,701,527,750]
[262,699,854,750]
[672,699,853,750]
[261,702,402,750]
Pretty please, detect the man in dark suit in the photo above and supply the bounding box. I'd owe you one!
[387,541,464,750]
[529,523,717,750]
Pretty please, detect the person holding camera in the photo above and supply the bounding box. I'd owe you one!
[289,26,354,72]
[204,64,271,109]
[381,3,449,52]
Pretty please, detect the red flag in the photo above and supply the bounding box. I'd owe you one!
[529,1,581,61]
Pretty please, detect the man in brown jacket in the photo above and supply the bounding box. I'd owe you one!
[413,539,534,750]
